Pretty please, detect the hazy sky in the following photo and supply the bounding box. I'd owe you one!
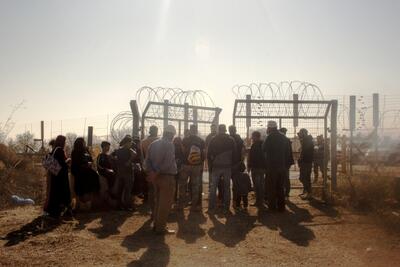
[1,0,399,136]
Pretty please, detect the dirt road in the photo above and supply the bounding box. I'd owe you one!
[1,190,400,267]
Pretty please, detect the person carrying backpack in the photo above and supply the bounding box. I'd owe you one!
[177,125,205,211]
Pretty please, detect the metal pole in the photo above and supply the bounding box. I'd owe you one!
[184,103,189,131]
[87,126,93,147]
[163,100,169,130]
[373,93,379,168]
[323,117,328,200]
[331,100,338,191]
[349,95,356,176]
[193,107,198,126]
[246,95,251,140]
[130,100,140,138]
[293,94,299,138]
[40,121,44,149]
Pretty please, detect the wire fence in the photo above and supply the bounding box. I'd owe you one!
[5,94,400,145]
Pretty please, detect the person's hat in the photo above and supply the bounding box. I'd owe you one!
[164,125,177,135]
[119,135,133,146]
[267,120,278,128]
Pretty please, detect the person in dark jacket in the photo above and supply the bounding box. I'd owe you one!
[207,124,237,214]
[71,137,100,208]
[262,121,291,212]
[114,135,137,211]
[297,128,314,199]
[97,141,116,204]
[228,125,245,210]
[279,128,295,198]
[97,141,116,189]
[45,135,72,218]
[205,124,224,204]
[247,131,266,207]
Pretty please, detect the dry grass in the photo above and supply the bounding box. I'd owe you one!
[0,144,45,209]
[335,173,400,231]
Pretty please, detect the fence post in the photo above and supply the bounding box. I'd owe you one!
[331,100,338,191]
[323,116,328,200]
[293,94,299,136]
[130,100,140,138]
[246,95,251,140]
[87,126,93,147]
[184,103,189,131]
[214,108,222,126]
[349,95,356,175]
[193,107,198,126]
[373,93,380,169]
[163,100,169,130]
[40,121,44,149]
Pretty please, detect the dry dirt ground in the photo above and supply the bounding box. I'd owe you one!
[1,189,400,267]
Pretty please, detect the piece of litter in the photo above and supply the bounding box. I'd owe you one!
[202,246,207,249]
[366,247,372,252]
[392,211,400,217]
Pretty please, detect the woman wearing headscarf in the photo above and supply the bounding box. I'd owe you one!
[71,137,100,208]
[44,135,72,218]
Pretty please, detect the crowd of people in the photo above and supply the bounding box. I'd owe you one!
[42,120,326,235]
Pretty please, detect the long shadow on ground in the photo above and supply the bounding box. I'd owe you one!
[208,211,257,248]
[176,209,207,244]
[88,211,132,239]
[258,201,315,247]
[122,219,170,267]
[1,215,61,247]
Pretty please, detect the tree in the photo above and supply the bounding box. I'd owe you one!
[15,131,37,153]
[65,132,78,148]
[0,101,25,144]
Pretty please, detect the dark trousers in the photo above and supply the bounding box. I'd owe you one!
[313,160,323,181]
[299,163,312,193]
[235,194,248,208]
[284,169,290,197]
[266,170,285,211]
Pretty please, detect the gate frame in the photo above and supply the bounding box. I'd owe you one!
[139,100,222,139]
[232,94,338,200]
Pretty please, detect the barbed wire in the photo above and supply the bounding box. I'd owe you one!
[110,87,216,142]
[232,81,324,101]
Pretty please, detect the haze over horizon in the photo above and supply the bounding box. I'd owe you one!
[1,0,399,137]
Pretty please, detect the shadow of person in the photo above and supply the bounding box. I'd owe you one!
[176,210,206,244]
[275,201,315,247]
[89,211,132,239]
[257,209,279,231]
[2,215,61,247]
[308,198,340,218]
[73,211,101,231]
[208,212,257,248]
[122,219,170,267]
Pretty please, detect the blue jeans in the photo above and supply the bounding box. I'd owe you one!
[251,169,265,205]
[209,168,231,210]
